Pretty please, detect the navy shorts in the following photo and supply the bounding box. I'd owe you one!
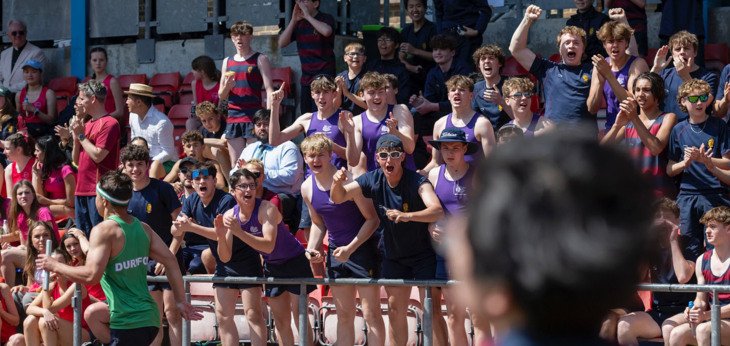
[327,239,379,279]
[181,244,209,274]
[224,121,254,139]
[677,192,730,259]
[264,252,316,297]
[147,251,186,291]
[213,257,263,290]
[434,254,449,281]
[110,326,159,346]
[74,195,103,237]
[381,251,436,280]
[648,306,686,326]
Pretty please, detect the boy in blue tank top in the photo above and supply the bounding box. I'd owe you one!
[35,171,201,346]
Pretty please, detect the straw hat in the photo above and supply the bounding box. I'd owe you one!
[124,83,155,98]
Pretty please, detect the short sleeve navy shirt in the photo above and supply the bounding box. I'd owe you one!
[472,78,510,129]
[661,67,718,121]
[530,57,595,128]
[667,117,730,192]
[127,178,182,245]
[355,169,435,260]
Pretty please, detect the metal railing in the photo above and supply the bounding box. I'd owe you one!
[68,279,730,346]
[71,276,455,346]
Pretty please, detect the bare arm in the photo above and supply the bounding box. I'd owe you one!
[388,183,444,223]
[258,54,275,109]
[475,117,496,157]
[38,89,57,124]
[269,113,307,146]
[587,66,605,114]
[633,111,676,156]
[715,82,730,117]
[330,168,361,204]
[509,5,540,71]
[109,77,125,120]
[38,221,114,284]
[669,225,695,284]
[229,201,281,254]
[278,4,303,48]
[213,212,233,263]
[392,105,416,154]
[421,119,445,174]
[0,284,19,326]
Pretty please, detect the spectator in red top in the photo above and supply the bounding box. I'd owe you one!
[14,59,55,138]
[89,47,124,121]
[278,0,336,114]
[186,55,221,132]
[0,281,19,344]
[31,135,76,218]
[2,133,35,197]
[71,80,121,236]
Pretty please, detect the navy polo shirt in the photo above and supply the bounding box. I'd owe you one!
[337,69,367,115]
[356,169,435,260]
[715,64,729,109]
[179,194,208,246]
[660,67,718,121]
[401,20,437,92]
[667,117,730,193]
[472,77,510,129]
[566,7,610,59]
[127,178,181,245]
[367,58,412,105]
[181,189,237,256]
[423,60,474,116]
[530,57,595,128]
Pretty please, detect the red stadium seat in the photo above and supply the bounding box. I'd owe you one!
[150,72,181,109]
[173,126,186,158]
[168,104,190,128]
[502,56,530,77]
[118,74,148,92]
[56,98,68,116]
[178,92,194,106]
[180,71,195,94]
[548,53,561,63]
[48,76,78,99]
[270,67,293,96]
[646,47,660,68]
[705,43,729,71]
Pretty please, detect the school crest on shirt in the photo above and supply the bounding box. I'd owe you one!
[402,203,409,212]
[589,28,595,36]
[379,125,389,135]
[247,66,254,73]
[322,124,332,133]
[709,138,715,150]
[146,203,152,213]
[7,125,13,133]
[582,74,590,83]
[250,226,259,234]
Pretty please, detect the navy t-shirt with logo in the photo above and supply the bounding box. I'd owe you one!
[530,58,595,130]
[127,178,182,245]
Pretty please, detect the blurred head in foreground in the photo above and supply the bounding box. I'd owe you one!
[448,130,653,341]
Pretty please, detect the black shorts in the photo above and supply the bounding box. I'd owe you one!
[327,239,379,279]
[213,258,263,290]
[648,306,686,326]
[110,326,159,346]
[381,251,436,280]
[224,121,254,139]
[147,251,185,291]
[264,252,316,297]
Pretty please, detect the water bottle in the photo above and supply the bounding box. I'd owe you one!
[1,220,7,235]
[22,96,29,117]
[688,301,696,331]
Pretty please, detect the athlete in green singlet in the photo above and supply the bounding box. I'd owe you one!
[36,171,202,346]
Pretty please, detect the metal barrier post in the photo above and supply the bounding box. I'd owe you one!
[182,279,191,346]
[299,283,308,345]
[73,284,82,346]
[712,290,720,346]
[423,287,433,346]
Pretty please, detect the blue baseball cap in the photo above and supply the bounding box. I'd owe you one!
[428,127,479,155]
[22,59,43,71]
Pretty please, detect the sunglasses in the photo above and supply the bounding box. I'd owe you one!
[235,183,257,191]
[10,30,26,37]
[191,168,211,180]
[509,92,533,99]
[242,168,261,179]
[686,94,709,103]
[345,52,364,58]
[377,151,403,160]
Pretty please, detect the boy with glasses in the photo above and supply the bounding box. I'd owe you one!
[336,42,369,115]
[503,77,548,137]
[172,161,268,346]
[331,134,445,346]
[278,0,335,114]
[667,79,730,260]
[367,27,412,105]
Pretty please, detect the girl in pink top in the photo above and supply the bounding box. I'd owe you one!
[187,55,221,131]
[2,133,35,198]
[89,47,124,120]
[32,135,76,218]
[0,181,58,287]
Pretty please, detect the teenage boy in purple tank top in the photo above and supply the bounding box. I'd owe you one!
[300,134,386,346]
[601,72,677,197]
[171,162,268,346]
[587,12,648,131]
[426,127,490,345]
[665,206,730,346]
[341,72,416,172]
[420,75,494,175]
[278,0,335,114]
[218,169,315,346]
[219,21,274,170]
[331,134,446,346]
[502,77,549,137]
[667,79,730,261]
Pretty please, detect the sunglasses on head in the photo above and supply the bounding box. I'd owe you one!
[191,168,210,179]
[686,94,709,103]
[242,168,261,179]
[377,151,403,160]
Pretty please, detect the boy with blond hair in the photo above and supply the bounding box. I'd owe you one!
[651,30,718,121]
[667,79,730,260]
[502,77,548,137]
[666,206,730,346]
[335,41,368,114]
